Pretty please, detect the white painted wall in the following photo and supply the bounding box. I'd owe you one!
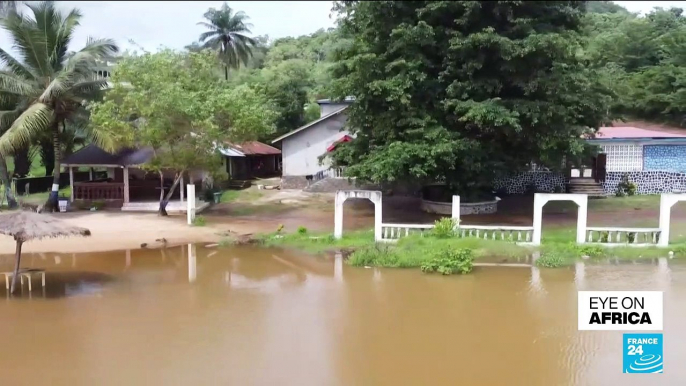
[281,113,349,176]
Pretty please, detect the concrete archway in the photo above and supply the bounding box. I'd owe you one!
[334,190,383,241]
[658,194,686,247]
[532,193,588,245]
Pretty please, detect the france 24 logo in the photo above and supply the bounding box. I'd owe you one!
[623,333,663,374]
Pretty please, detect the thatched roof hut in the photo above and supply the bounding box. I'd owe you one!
[0,211,91,293]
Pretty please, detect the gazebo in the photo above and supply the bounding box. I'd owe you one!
[61,145,194,211]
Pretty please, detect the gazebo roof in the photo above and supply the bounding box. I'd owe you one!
[62,145,154,167]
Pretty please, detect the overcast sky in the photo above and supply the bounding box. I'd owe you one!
[1,1,685,56]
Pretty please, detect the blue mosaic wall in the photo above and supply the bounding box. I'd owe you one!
[644,145,686,173]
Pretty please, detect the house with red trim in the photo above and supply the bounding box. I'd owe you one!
[271,97,355,189]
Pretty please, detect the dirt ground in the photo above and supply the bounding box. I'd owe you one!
[3,188,686,254]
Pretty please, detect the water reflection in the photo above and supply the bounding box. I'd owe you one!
[0,246,684,385]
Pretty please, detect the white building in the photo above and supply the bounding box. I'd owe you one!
[272,98,354,189]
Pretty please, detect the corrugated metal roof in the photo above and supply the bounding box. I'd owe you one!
[592,127,686,139]
[271,106,348,143]
[223,141,281,156]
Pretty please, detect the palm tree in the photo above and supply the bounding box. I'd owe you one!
[0,1,119,211]
[198,2,257,80]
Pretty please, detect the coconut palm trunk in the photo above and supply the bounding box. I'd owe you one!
[0,154,17,208]
[45,122,61,211]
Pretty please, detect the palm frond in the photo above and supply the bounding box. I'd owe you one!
[0,109,22,131]
[0,48,36,80]
[3,9,52,77]
[198,30,220,43]
[0,70,37,97]
[0,102,54,155]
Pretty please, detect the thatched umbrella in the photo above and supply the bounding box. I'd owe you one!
[0,211,91,293]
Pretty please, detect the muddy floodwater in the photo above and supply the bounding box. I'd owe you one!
[0,245,684,385]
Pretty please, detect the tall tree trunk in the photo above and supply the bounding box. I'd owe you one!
[44,122,61,212]
[0,154,17,208]
[12,145,30,177]
[39,138,55,176]
[158,171,184,216]
[224,65,228,81]
[10,239,23,294]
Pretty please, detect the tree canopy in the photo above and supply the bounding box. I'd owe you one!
[583,6,686,126]
[89,49,277,213]
[325,1,612,197]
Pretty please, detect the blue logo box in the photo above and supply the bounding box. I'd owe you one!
[623,333,663,373]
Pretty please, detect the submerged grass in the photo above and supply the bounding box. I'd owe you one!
[258,225,686,270]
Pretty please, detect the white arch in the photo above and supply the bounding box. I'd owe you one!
[658,193,686,247]
[532,193,588,245]
[334,190,383,241]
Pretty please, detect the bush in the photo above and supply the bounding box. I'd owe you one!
[432,217,458,239]
[535,253,565,268]
[420,248,474,275]
[615,173,637,197]
[577,245,605,258]
[297,226,307,235]
[91,200,105,210]
[192,216,206,226]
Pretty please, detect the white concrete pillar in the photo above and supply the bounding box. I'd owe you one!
[187,184,196,225]
[179,174,184,202]
[123,167,130,204]
[89,168,93,181]
[451,195,460,226]
[576,196,588,244]
[334,191,344,239]
[188,243,197,283]
[374,194,382,242]
[532,194,543,245]
[69,167,74,203]
[658,194,673,247]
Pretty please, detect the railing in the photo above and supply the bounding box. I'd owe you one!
[586,227,661,246]
[458,225,535,243]
[74,182,124,201]
[313,167,349,182]
[379,223,534,243]
[380,223,434,242]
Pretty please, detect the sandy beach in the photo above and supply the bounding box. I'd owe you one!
[0,211,224,254]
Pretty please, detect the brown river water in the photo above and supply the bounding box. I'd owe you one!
[0,245,684,385]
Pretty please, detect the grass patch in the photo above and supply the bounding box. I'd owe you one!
[258,223,684,271]
[192,216,207,227]
[257,229,375,253]
[220,188,264,203]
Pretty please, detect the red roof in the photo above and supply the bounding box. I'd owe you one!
[224,141,281,155]
[593,126,686,139]
[327,135,353,152]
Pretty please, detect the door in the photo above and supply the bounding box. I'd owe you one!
[595,153,607,183]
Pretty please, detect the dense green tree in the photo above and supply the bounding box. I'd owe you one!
[584,6,686,126]
[198,2,257,80]
[327,1,612,198]
[90,50,277,215]
[0,1,118,210]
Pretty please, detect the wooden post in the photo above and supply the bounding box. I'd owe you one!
[69,166,74,203]
[180,173,184,202]
[123,167,130,204]
[10,239,23,293]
